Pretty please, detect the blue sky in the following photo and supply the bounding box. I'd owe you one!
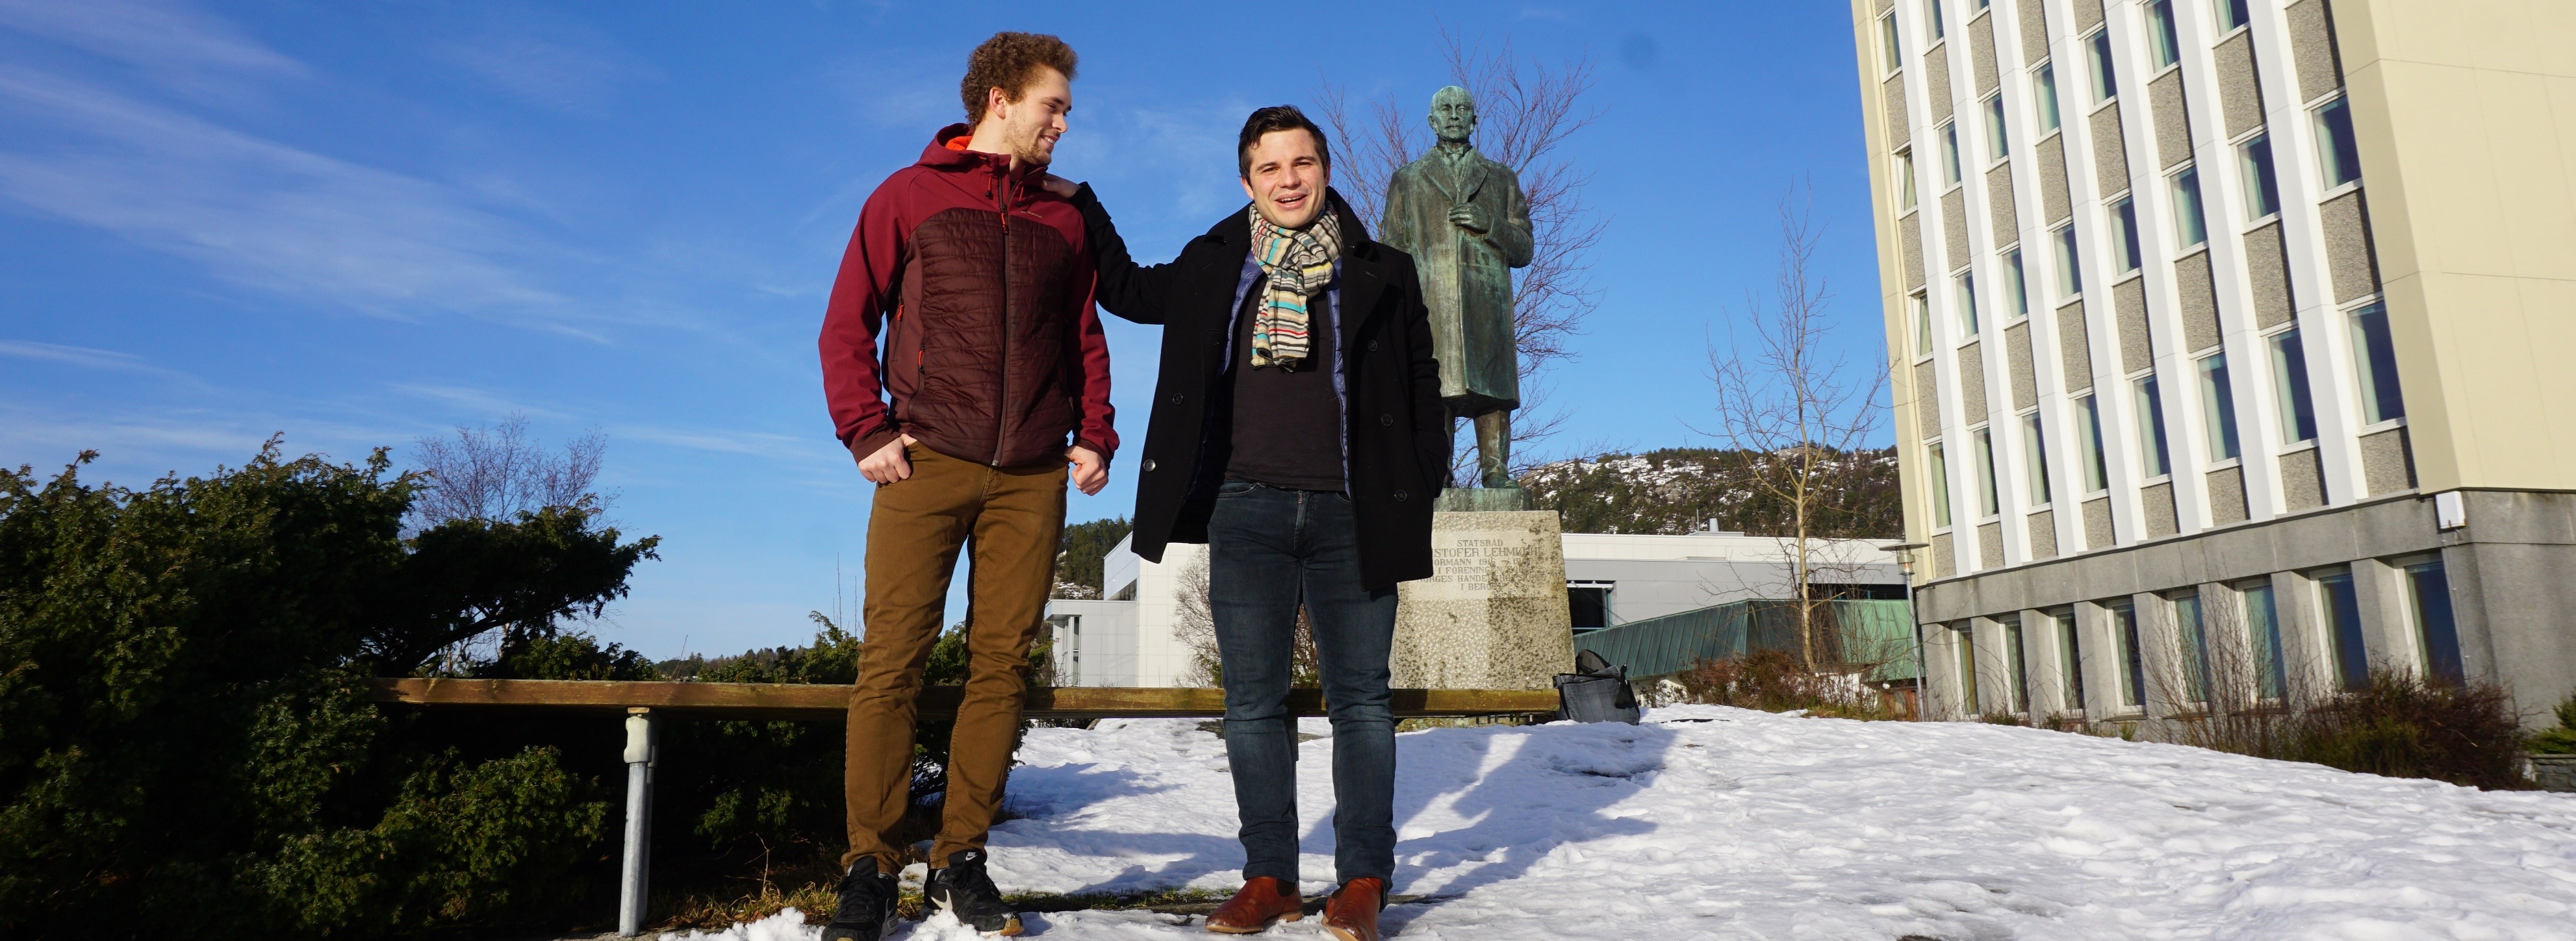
[0,1,1884,660]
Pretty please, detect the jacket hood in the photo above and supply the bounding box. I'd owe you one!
[919,122,1044,181]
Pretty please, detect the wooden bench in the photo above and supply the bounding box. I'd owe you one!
[366,678,1561,935]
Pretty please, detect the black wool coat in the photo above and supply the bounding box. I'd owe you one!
[1071,184,1449,590]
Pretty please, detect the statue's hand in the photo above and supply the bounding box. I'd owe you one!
[1448,203,1488,234]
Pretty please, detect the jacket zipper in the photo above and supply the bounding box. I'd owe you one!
[992,166,1013,467]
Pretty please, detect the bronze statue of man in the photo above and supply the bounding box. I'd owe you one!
[1379,85,1533,491]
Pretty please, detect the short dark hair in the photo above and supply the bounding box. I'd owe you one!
[1236,105,1331,178]
[960,32,1078,125]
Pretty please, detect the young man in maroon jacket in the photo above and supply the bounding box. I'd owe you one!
[815,32,1113,940]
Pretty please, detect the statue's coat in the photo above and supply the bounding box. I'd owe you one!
[1379,146,1533,416]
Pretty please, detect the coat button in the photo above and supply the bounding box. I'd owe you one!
[1169,394,1184,404]
[1368,340,1379,352]
[1141,458,1157,472]
[1379,414,1394,427]
[1393,489,1409,502]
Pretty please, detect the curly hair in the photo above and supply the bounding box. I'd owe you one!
[960,32,1078,125]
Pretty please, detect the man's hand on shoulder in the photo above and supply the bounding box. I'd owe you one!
[1037,173,1078,199]
[1066,445,1107,496]
[858,434,917,484]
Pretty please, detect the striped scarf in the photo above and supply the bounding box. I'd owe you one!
[1246,205,1342,371]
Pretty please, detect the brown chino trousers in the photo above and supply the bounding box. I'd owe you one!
[843,442,1065,873]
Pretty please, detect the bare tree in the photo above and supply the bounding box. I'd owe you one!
[1318,32,1603,483]
[1700,189,1889,673]
[409,412,607,529]
[1171,549,1318,688]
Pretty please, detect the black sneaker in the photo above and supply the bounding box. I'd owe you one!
[925,848,1023,936]
[821,857,898,941]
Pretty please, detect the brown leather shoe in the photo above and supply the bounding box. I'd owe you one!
[1204,876,1304,934]
[1319,877,1386,941]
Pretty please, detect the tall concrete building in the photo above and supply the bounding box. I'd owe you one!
[1848,0,2576,727]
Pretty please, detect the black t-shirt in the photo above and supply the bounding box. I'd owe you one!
[1225,275,1344,491]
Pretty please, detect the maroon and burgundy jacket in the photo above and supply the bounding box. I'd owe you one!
[819,124,1116,469]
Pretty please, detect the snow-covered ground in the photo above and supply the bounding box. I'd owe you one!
[681,706,2576,940]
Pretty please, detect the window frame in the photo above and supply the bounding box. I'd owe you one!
[2196,351,2242,464]
[1928,440,1954,529]
[2238,578,2288,703]
[1927,0,1948,43]
[2314,94,2364,192]
[2216,0,2252,34]
[2398,555,2465,685]
[1880,10,1904,78]
[2021,409,2052,507]
[2035,60,2063,133]
[1974,426,2002,519]
[1956,268,1981,337]
[2087,29,2118,105]
[2053,224,2083,299]
[1895,146,1919,215]
[2002,247,2030,322]
[2265,325,2319,444]
[2075,393,2111,494]
[2108,600,2147,710]
[2347,300,2406,427]
[2111,195,2143,273]
[2171,590,2212,707]
[1941,121,1964,186]
[1911,290,1935,358]
[2052,607,2085,714]
[2313,567,2369,692]
[2134,371,2172,479]
[1983,94,2010,165]
[2238,132,2283,221]
[2003,614,2032,714]
[2147,0,2182,71]
[2170,165,2209,249]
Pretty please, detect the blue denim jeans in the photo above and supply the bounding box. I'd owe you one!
[1206,479,1397,886]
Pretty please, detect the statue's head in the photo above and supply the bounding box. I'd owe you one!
[1428,85,1477,145]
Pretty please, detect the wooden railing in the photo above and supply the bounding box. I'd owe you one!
[365,677,1562,720]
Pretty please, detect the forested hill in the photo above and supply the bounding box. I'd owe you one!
[1523,446,1903,538]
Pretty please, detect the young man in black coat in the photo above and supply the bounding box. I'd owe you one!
[1041,106,1446,941]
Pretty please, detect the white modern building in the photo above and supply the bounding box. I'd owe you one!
[1043,531,1901,688]
[1851,0,2576,725]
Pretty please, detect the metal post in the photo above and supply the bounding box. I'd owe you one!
[618,708,657,937]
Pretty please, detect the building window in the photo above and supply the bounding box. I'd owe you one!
[2036,62,2062,132]
[2173,591,2212,705]
[1975,427,2001,517]
[1568,581,1614,633]
[2110,600,2146,709]
[2135,373,2172,477]
[1929,442,1954,527]
[2111,197,2143,272]
[2218,0,2252,31]
[2315,96,2363,188]
[1880,10,1903,75]
[1957,623,1980,714]
[2171,166,2208,248]
[2267,329,2319,442]
[2197,352,2241,461]
[2053,607,2085,711]
[2147,1,2182,69]
[1928,0,1947,42]
[2241,579,2288,701]
[2349,302,2405,423]
[2004,615,2032,713]
[1941,121,1963,185]
[2088,29,2117,103]
[2240,133,2282,218]
[2054,225,2083,297]
[1912,291,1933,355]
[2022,412,2052,506]
[2315,568,2369,691]
[2004,248,2030,320]
[1896,147,1919,213]
[1957,270,1980,336]
[2403,558,2464,685]
[1985,95,2010,162]
[2076,394,2110,492]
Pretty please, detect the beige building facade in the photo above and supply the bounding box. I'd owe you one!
[1849,0,2576,726]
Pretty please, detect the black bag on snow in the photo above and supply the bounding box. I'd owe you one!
[1553,649,1641,724]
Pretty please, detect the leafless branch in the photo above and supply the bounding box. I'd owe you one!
[408,412,609,531]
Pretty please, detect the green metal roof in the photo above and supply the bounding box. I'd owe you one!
[1574,599,1919,683]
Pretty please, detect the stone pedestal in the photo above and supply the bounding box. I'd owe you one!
[1392,509,1575,690]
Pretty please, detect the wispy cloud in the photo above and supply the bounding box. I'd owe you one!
[389,383,570,421]
[431,8,658,116]
[0,0,303,94]
[0,338,193,379]
[0,64,610,335]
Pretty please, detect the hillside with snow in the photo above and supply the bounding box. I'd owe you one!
[684,707,2576,940]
